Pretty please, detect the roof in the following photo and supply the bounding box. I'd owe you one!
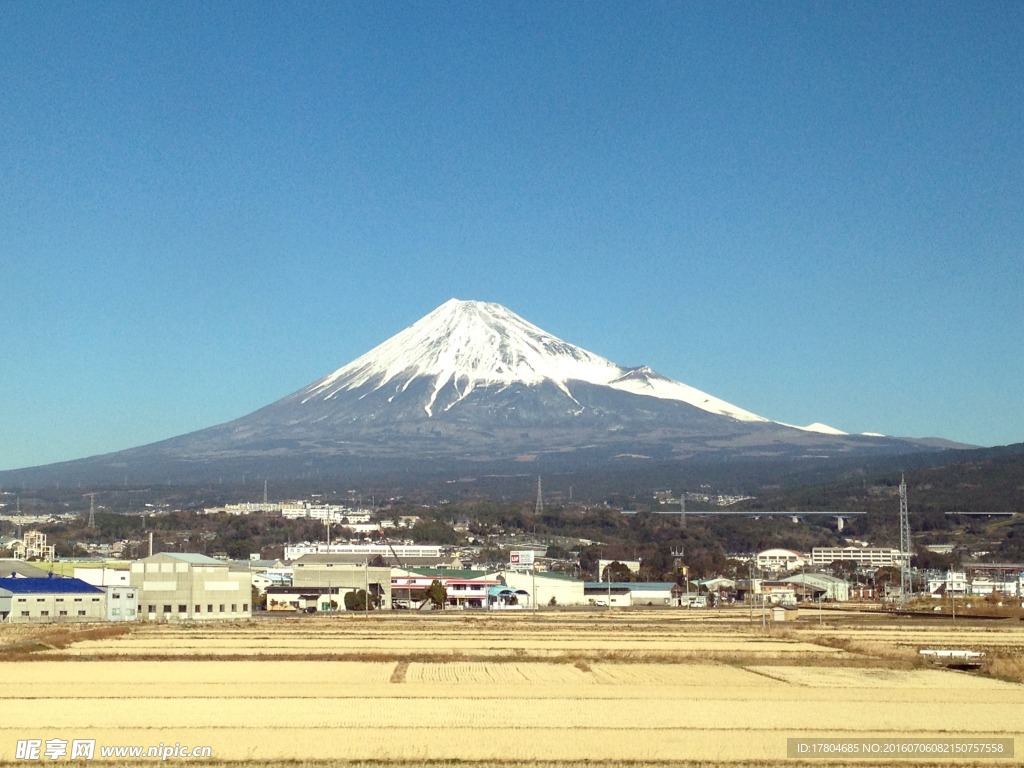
[142,552,226,566]
[781,573,848,588]
[406,567,488,579]
[584,582,677,591]
[0,577,104,595]
[266,586,339,595]
[483,570,582,583]
[293,554,393,567]
[0,560,50,578]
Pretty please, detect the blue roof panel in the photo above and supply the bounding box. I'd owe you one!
[0,577,104,595]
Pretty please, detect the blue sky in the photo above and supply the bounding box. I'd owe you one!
[2,2,1022,471]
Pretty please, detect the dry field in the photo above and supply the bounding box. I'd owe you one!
[0,609,1021,768]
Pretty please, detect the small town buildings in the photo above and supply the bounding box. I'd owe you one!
[129,552,252,622]
[0,577,105,623]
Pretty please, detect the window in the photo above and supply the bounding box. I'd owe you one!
[242,604,248,612]
[178,605,187,613]
[195,605,201,613]
[78,610,86,617]
[163,605,172,613]
[56,597,64,602]
[92,598,100,602]
[20,611,29,617]
[40,611,49,617]
[16,598,25,603]
[219,604,225,613]
[231,604,237,612]
[207,604,213,613]
[37,598,45,602]
[112,593,120,599]
[74,598,82,603]
[111,608,120,616]
[59,610,68,616]
[148,604,156,613]
[126,609,136,617]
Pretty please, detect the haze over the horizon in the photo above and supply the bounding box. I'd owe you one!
[3,3,1022,472]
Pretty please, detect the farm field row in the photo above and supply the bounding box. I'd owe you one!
[1,611,1021,766]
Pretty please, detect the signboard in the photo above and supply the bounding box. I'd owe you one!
[509,550,535,568]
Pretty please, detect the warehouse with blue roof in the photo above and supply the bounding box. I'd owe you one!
[0,576,105,623]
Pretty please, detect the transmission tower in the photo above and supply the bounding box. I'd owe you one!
[898,475,911,607]
[535,477,543,517]
[84,493,97,530]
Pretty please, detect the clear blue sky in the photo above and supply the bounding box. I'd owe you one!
[3,2,1022,471]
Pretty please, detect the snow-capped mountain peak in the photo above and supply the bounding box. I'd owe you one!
[303,298,767,422]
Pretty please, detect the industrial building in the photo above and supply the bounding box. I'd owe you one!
[0,577,106,623]
[129,552,252,622]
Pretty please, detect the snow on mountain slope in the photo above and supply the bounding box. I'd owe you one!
[607,366,767,422]
[780,421,849,435]
[302,298,768,422]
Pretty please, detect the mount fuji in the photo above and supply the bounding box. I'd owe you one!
[4,299,957,487]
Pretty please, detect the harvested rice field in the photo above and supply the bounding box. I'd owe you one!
[0,609,1021,767]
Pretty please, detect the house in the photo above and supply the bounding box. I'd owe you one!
[129,552,252,622]
[0,576,105,623]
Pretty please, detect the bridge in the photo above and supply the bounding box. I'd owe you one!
[943,511,1018,517]
[647,509,866,532]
